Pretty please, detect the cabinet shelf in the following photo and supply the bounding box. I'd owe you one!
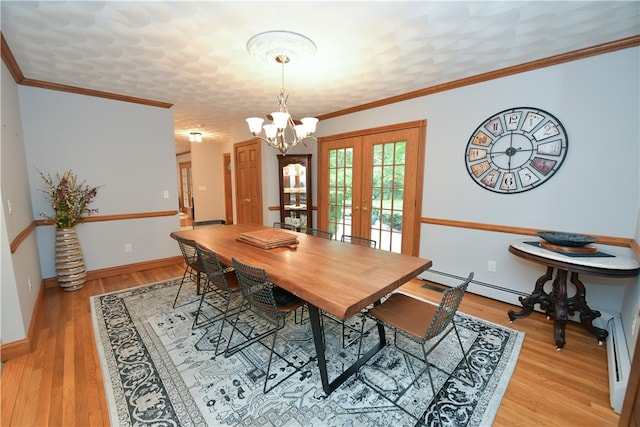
[278,154,312,231]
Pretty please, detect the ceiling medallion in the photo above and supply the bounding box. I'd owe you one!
[246,30,317,64]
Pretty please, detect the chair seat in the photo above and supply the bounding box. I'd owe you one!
[273,286,301,307]
[368,293,438,339]
[225,271,240,291]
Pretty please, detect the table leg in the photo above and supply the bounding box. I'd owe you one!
[307,304,386,395]
[551,269,568,349]
[568,272,608,344]
[508,266,554,321]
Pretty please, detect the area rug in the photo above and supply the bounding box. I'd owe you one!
[91,278,524,426]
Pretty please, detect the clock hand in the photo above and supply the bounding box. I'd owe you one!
[492,146,534,156]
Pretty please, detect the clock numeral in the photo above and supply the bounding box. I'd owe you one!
[468,148,487,161]
[481,169,500,188]
[518,167,540,186]
[521,112,544,132]
[537,139,562,156]
[504,112,522,131]
[470,160,491,177]
[500,172,517,190]
[485,118,503,137]
[472,131,492,146]
[530,157,557,175]
[533,122,560,141]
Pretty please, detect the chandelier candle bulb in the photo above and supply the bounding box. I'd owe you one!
[246,118,264,134]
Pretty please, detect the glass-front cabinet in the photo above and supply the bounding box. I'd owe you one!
[278,154,312,231]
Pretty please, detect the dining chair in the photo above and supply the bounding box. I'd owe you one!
[293,227,333,325]
[273,221,296,231]
[194,245,246,355]
[306,228,333,239]
[340,234,377,248]
[227,257,310,393]
[326,234,377,345]
[192,219,225,229]
[173,237,207,308]
[357,272,474,425]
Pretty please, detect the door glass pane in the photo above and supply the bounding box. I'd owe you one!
[370,140,406,253]
[328,147,353,240]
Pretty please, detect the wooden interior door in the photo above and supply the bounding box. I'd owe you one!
[318,121,425,255]
[234,139,262,224]
[223,152,233,224]
[178,161,193,218]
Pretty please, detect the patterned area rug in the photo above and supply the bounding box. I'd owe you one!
[91,278,524,426]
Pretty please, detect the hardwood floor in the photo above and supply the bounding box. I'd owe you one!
[1,262,620,426]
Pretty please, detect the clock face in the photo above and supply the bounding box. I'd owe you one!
[465,107,568,194]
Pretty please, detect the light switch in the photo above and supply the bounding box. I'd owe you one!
[163,190,169,199]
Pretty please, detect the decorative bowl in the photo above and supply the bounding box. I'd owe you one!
[537,231,597,247]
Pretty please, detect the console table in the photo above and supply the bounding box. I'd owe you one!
[508,238,639,350]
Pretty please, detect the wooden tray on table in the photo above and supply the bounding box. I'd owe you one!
[237,228,299,249]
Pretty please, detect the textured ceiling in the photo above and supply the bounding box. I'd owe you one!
[2,1,639,155]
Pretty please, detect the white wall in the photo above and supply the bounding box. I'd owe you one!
[191,141,227,222]
[229,47,640,351]
[1,61,43,343]
[19,87,181,280]
[315,48,639,313]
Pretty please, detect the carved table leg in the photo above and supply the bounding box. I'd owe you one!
[551,270,568,350]
[568,272,608,344]
[508,266,554,322]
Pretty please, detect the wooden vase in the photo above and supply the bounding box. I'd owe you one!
[55,227,87,291]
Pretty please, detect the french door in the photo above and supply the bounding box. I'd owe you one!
[318,121,425,255]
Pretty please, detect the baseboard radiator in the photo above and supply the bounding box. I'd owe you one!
[605,315,631,414]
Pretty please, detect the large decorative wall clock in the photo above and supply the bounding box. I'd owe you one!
[465,107,568,194]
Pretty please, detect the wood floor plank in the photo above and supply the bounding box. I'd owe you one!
[0,264,620,426]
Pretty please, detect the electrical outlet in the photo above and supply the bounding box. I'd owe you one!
[7,199,12,215]
[28,276,32,291]
[124,243,132,253]
[488,260,497,272]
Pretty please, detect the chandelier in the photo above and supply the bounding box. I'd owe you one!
[245,31,318,155]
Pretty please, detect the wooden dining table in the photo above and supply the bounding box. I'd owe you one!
[170,223,433,394]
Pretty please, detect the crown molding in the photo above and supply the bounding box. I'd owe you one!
[318,35,640,120]
[0,31,172,109]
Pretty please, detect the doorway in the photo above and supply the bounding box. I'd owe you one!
[234,139,263,224]
[223,152,233,224]
[318,120,425,255]
[178,161,193,218]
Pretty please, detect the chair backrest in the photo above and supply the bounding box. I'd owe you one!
[193,219,225,229]
[425,272,473,340]
[196,244,233,292]
[273,222,296,231]
[341,234,376,248]
[232,258,278,314]
[176,237,199,267]
[306,228,333,239]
